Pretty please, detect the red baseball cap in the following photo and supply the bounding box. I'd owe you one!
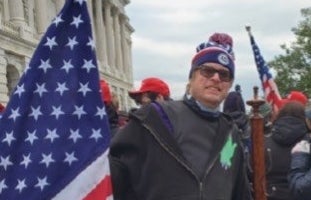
[100,79,112,103]
[129,77,170,99]
[286,91,308,106]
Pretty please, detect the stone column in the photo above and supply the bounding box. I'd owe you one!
[86,0,96,37]
[104,2,115,68]
[8,0,25,26]
[55,0,65,13]
[34,0,48,35]
[94,0,108,67]
[113,10,123,70]
[27,0,35,29]
[0,49,8,103]
[120,16,128,73]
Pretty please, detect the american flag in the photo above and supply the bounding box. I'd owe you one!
[0,0,113,199]
[248,30,283,113]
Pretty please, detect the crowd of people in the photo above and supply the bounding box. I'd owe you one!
[1,31,308,199]
[3,31,308,199]
[99,32,311,200]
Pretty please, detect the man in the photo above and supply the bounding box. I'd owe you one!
[128,77,171,106]
[223,84,246,114]
[223,84,249,149]
[109,33,252,200]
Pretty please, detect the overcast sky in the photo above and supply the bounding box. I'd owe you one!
[126,1,310,110]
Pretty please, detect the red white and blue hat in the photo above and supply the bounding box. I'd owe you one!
[189,33,235,79]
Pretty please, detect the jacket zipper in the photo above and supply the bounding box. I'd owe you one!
[199,153,220,199]
[143,124,221,199]
[200,129,234,200]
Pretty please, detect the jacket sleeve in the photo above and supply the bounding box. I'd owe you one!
[109,118,145,200]
[288,151,311,199]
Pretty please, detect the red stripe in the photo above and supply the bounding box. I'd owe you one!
[83,175,113,200]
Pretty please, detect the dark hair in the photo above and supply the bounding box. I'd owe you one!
[276,101,305,121]
[132,92,170,105]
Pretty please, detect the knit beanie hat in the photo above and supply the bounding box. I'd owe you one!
[189,33,235,78]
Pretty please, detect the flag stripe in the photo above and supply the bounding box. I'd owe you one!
[0,0,113,199]
[249,33,283,112]
[53,150,111,200]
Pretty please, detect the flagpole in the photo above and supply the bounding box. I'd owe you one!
[246,85,267,200]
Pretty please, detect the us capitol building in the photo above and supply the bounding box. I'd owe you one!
[0,0,134,111]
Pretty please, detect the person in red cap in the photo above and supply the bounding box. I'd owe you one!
[286,90,308,106]
[99,79,119,137]
[128,77,171,106]
[109,33,251,199]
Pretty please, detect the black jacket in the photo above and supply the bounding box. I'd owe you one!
[264,116,307,200]
[109,101,251,200]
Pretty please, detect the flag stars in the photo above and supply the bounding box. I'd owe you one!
[74,0,87,6]
[0,156,13,170]
[82,59,96,73]
[29,106,43,121]
[73,105,86,119]
[78,82,92,96]
[87,37,95,50]
[38,59,52,73]
[9,108,21,122]
[15,179,27,193]
[61,59,74,73]
[44,36,58,50]
[25,131,38,145]
[0,179,8,194]
[35,177,49,191]
[2,131,15,146]
[96,106,107,119]
[34,83,48,97]
[45,128,59,143]
[64,152,78,166]
[66,36,79,50]
[90,128,102,142]
[69,129,82,143]
[14,83,25,97]
[53,14,64,27]
[51,106,64,119]
[20,153,32,169]
[55,82,69,96]
[71,14,83,28]
[40,153,55,168]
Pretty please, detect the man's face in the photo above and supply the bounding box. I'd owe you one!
[188,62,233,108]
[140,93,152,105]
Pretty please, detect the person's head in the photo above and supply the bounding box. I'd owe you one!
[235,84,241,93]
[99,79,112,105]
[128,77,171,106]
[188,33,235,109]
[275,101,306,121]
[223,91,243,113]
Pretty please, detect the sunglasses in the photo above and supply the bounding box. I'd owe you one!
[198,65,232,82]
